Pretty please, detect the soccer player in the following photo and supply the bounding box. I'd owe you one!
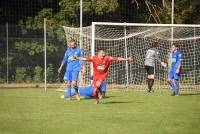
[168,43,182,96]
[63,79,107,99]
[75,50,131,104]
[58,39,83,100]
[144,42,166,92]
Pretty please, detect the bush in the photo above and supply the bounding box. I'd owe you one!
[47,64,54,83]
[15,67,27,83]
[0,78,5,84]
[33,66,43,83]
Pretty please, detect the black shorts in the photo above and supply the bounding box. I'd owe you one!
[145,65,154,75]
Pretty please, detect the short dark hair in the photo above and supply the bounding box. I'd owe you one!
[151,42,159,48]
[172,43,178,48]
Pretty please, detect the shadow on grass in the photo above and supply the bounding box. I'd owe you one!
[180,93,200,96]
[80,95,118,100]
[102,101,133,104]
[103,96,118,98]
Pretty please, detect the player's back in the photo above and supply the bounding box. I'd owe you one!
[145,48,158,67]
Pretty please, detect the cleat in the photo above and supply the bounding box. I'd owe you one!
[171,92,175,96]
[95,99,100,104]
[60,95,65,99]
[147,90,151,93]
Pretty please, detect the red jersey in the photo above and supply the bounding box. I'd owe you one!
[86,56,119,80]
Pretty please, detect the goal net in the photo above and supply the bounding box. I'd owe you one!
[63,22,200,93]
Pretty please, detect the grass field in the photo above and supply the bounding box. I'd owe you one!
[0,88,200,134]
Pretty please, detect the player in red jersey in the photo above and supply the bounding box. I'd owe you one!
[75,50,131,104]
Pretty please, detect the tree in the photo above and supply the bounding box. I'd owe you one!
[33,66,43,83]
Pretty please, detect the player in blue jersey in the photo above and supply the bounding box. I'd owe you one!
[58,39,84,100]
[63,79,107,99]
[168,43,182,96]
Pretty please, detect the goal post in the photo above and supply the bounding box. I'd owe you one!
[63,22,200,92]
[91,22,200,92]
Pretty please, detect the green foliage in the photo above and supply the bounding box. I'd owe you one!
[15,41,58,56]
[33,66,43,83]
[0,79,5,84]
[19,8,53,29]
[15,67,27,83]
[15,41,43,56]
[47,64,54,83]
[91,0,119,15]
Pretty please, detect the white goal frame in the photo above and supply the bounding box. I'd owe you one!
[91,22,200,90]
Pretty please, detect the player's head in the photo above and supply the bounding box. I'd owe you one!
[151,42,159,48]
[69,39,77,49]
[97,50,105,59]
[171,43,178,52]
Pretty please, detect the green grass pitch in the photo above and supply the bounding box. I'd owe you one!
[0,88,200,134]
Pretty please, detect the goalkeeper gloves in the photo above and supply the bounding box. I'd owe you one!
[161,62,167,68]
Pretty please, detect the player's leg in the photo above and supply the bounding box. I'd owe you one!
[71,71,79,93]
[63,71,72,100]
[101,80,106,97]
[64,88,76,98]
[174,73,180,96]
[168,78,175,96]
[147,75,154,92]
[79,85,94,98]
[145,66,155,92]
[71,71,80,101]
[93,80,103,104]
[167,71,176,96]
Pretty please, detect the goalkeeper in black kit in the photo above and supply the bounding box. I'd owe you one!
[144,42,167,92]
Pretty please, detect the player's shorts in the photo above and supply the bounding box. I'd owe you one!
[168,70,180,80]
[64,71,79,81]
[145,65,154,75]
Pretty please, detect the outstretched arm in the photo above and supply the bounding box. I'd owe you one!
[111,57,132,62]
[74,56,93,62]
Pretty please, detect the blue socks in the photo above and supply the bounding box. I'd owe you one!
[64,85,71,98]
[169,79,179,95]
[63,85,79,99]
[169,80,175,92]
[174,80,179,95]
[73,85,79,94]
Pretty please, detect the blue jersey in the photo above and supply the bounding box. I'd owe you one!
[61,47,83,71]
[170,50,182,71]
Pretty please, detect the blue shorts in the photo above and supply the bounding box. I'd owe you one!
[168,70,180,80]
[64,71,79,81]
